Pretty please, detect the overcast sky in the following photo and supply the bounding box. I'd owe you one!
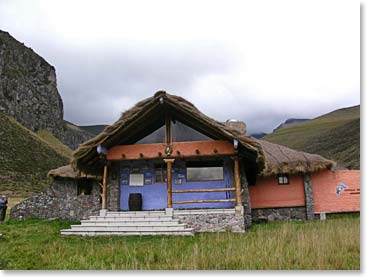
[0,0,360,133]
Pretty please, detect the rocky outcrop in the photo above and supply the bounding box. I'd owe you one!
[0,30,92,149]
[0,30,64,137]
[61,121,94,150]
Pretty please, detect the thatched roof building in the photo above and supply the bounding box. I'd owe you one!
[71,91,266,174]
[48,165,96,179]
[64,91,334,178]
[256,140,335,176]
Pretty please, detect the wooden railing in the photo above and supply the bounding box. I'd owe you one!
[172,187,235,205]
[173,199,236,204]
[172,188,235,193]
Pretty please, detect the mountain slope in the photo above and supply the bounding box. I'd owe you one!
[273,118,309,132]
[0,112,70,193]
[78,125,108,136]
[263,105,360,169]
[36,130,73,158]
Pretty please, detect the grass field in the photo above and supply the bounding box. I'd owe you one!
[0,215,359,270]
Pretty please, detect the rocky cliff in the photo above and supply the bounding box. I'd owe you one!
[0,30,92,149]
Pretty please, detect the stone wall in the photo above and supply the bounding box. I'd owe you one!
[239,159,252,228]
[107,162,120,211]
[10,178,101,221]
[173,210,245,232]
[303,173,315,220]
[251,206,306,222]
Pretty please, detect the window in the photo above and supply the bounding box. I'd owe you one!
[186,160,224,182]
[154,163,167,183]
[77,179,93,195]
[129,174,144,186]
[277,174,290,185]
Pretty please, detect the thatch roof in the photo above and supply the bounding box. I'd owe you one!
[64,90,334,178]
[48,165,96,179]
[256,139,335,176]
[71,91,265,174]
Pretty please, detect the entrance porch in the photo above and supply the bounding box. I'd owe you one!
[102,140,244,213]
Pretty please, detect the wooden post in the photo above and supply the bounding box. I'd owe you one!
[102,164,108,210]
[165,114,172,144]
[164,158,175,208]
[233,156,243,206]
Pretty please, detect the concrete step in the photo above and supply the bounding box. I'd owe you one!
[61,210,194,236]
[106,211,166,216]
[89,215,173,221]
[61,230,194,236]
[173,208,236,215]
[80,220,181,226]
[66,225,188,232]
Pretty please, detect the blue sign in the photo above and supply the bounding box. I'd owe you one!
[336,182,348,195]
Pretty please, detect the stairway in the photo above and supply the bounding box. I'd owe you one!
[61,211,194,236]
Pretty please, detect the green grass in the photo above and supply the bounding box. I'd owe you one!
[263,105,360,169]
[36,129,73,158]
[0,112,69,193]
[0,216,359,270]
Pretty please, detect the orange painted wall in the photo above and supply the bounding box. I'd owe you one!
[249,175,305,209]
[312,170,360,213]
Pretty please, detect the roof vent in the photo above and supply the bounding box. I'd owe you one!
[225,119,247,135]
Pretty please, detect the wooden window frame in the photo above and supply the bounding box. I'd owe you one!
[277,173,290,185]
[77,179,93,195]
[154,163,167,183]
[185,160,224,182]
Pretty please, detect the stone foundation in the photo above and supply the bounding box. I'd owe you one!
[251,206,306,222]
[10,178,101,221]
[173,209,245,232]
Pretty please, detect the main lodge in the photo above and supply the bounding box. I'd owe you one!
[11,91,360,235]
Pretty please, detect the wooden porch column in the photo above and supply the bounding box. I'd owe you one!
[164,158,175,208]
[233,156,243,206]
[101,164,108,209]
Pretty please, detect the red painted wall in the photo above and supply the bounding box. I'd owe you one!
[249,175,305,209]
[312,170,360,213]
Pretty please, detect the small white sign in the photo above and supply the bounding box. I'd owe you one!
[129,174,144,186]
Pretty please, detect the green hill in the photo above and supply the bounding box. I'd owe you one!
[36,130,73,158]
[0,112,70,193]
[78,124,107,135]
[263,105,360,169]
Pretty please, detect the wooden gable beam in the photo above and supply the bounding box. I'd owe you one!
[106,140,235,161]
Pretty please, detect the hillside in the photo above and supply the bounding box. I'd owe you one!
[63,121,94,149]
[0,112,70,193]
[78,124,107,136]
[263,105,360,169]
[273,118,309,132]
[36,130,73,158]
